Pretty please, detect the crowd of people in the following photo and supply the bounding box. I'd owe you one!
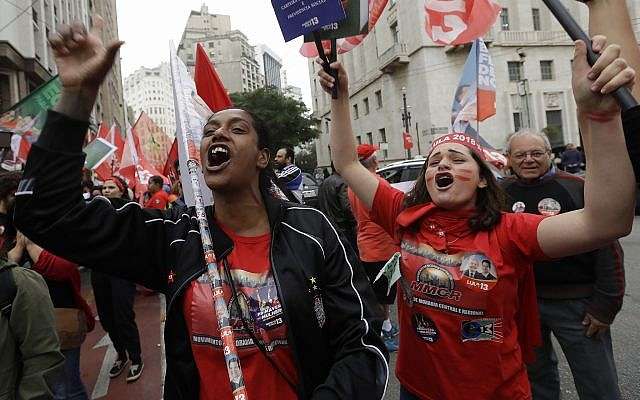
[1,1,640,400]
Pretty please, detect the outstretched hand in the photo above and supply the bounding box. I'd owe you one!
[572,35,635,116]
[49,16,124,93]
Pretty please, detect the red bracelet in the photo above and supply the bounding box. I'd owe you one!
[583,111,618,123]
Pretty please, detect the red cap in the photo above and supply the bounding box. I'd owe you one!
[357,144,378,161]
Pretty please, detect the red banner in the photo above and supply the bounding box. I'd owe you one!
[195,43,233,112]
[133,112,172,173]
[403,131,414,150]
[424,0,501,45]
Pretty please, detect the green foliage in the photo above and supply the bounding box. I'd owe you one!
[230,87,320,153]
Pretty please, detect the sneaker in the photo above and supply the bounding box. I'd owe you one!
[382,324,399,340]
[383,336,399,352]
[126,362,144,383]
[109,358,128,378]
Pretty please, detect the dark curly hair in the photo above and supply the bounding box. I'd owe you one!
[403,151,505,231]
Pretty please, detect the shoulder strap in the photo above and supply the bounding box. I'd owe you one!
[0,263,17,318]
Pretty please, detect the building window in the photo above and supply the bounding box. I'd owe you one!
[545,110,564,146]
[353,104,359,119]
[540,60,554,80]
[378,128,388,159]
[513,112,522,132]
[366,132,373,144]
[390,22,399,44]
[507,61,523,82]
[356,135,362,144]
[500,8,510,31]
[208,42,214,48]
[532,8,541,31]
[325,120,330,134]
[315,98,318,111]
[363,98,370,115]
[375,90,383,108]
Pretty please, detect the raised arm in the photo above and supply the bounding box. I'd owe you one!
[13,18,171,290]
[317,61,379,208]
[587,0,640,101]
[538,38,636,258]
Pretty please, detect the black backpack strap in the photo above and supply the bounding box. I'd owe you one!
[0,263,17,318]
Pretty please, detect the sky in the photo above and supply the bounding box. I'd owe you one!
[116,0,312,107]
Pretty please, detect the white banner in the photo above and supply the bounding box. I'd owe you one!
[169,42,214,207]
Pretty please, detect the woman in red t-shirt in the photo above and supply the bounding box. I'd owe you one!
[318,36,636,400]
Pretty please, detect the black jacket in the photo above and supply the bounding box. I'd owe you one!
[14,111,389,399]
[501,170,625,324]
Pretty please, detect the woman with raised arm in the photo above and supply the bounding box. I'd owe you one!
[14,18,388,400]
[318,36,636,400]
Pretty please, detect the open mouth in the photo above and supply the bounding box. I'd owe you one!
[207,144,231,170]
[435,172,454,189]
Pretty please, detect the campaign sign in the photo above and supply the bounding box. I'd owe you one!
[304,0,368,41]
[272,0,347,42]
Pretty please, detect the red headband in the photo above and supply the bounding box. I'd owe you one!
[105,177,125,192]
[430,133,485,160]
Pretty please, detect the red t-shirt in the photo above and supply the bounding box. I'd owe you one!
[183,225,298,400]
[144,190,169,209]
[371,182,547,400]
[347,176,399,262]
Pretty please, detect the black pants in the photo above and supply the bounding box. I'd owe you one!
[91,271,142,363]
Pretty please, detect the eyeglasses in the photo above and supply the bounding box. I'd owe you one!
[511,150,548,161]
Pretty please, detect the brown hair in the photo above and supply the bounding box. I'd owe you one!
[403,151,505,231]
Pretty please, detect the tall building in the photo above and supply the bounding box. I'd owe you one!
[88,0,125,130]
[0,0,90,112]
[124,62,176,137]
[308,0,597,167]
[177,5,264,94]
[258,44,283,89]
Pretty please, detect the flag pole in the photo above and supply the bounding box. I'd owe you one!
[170,44,250,399]
[475,39,480,140]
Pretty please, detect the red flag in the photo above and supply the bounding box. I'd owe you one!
[424,0,501,45]
[133,112,172,172]
[94,123,125,181]
[194,43,233,112]
[163,138,179,182]
[403,131,414,150]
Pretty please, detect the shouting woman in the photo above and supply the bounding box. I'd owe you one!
[14,19,388,400]
[317,35,636,399]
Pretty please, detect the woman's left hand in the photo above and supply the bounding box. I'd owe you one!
[572,35,636,116]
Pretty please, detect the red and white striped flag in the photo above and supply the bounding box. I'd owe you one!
[424,0,501,45]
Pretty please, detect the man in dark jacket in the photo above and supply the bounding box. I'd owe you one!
[14,19,388,400]
[317,165,358,253]
[502,129,624,400]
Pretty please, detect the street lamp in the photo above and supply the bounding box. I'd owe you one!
[401,86,412,159]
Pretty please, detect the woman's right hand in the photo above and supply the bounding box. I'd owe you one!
[316,57,349,99]
[49,16,124,94]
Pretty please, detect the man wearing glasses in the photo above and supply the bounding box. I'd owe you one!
[501,130,624,400]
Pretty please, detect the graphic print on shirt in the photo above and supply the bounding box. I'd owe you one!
[459,253,498,292]
[461,318,503,343]
[400,241,499,319]
[538,197,562,216]
[190,269,289,353]
[512,201,526,213]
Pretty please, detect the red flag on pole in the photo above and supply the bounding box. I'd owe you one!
[424,0,501,46]
[163,138,179,182]
[403,131,414,150]
[194,43,233,112]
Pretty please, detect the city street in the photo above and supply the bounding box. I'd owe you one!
[76,218,640,399]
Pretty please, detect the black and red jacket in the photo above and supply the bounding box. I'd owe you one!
[14,111,389,399]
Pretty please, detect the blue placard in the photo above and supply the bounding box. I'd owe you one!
[272,0,347,42]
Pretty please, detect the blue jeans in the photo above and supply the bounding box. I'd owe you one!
[52,347,88,400]
[400,386,421,400]
[527,298,621,400]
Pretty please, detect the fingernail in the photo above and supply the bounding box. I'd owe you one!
[601,88,607,94]
[587,72,595,79]
[591,83,599,91]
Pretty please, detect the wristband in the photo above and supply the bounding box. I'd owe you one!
[583,111,618,123]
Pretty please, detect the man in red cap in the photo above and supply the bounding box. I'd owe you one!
[348,144,400,352]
